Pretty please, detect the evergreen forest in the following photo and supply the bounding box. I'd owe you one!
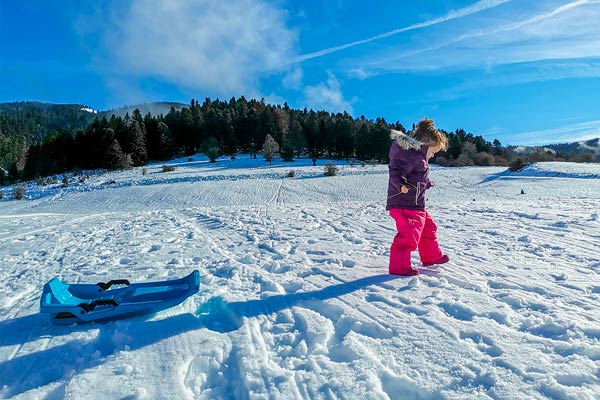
[0,98,597,186]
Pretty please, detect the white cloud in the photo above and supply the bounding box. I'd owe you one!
[348,68,372,80]
[281,68,303,90]
[103,0,297,97]
[301,72,355,114]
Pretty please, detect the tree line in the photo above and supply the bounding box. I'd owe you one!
[0,97,596,186]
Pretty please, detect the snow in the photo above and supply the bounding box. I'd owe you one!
[80,107,97,114]
[1,157,599,399]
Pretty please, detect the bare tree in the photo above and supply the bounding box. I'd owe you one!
[262,134,280,165]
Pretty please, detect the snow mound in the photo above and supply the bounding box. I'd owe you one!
[513,162,600,179]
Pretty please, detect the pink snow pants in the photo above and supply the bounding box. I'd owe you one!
[389,209,443,274]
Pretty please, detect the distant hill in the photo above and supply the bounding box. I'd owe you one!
[0,101,97,137]
[0,101,187,137]
[0,102,97,170]
[545,138,600,160]
[98,102,187,119]
[509,138,600,161]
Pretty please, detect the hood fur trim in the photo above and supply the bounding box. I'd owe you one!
[390,129,422,150]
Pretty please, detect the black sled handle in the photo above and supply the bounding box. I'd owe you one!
[97,279,130,291]
[78,299,119,313]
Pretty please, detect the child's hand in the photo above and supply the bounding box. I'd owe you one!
[400,185,410,194]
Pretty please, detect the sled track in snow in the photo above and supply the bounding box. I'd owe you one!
[0,213,100,242]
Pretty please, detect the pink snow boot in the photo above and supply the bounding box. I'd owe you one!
[390,267,420,276]
[422,254,449,267]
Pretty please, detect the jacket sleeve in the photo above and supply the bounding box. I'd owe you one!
[389,144,415,188]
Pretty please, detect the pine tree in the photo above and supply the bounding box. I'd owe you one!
[287,115,306,157]
[105,138,130,170]
[493,139,503,156]
[124,119,148,166]
[201,137,219,162]
[334,116,354,158]
[372,118,391,162]
[157,122,175,160]
[302,113,320,165]
[9,163,19,181]
[448,133,462,159]
[246,108,261,158]
[94,127,129,170]
[355,123,371,161]
[223,112,237,155]
[280,142,294,162]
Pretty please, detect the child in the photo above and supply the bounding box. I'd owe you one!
[387,118,449,276]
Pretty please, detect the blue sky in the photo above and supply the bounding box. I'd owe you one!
[1,0,599,146]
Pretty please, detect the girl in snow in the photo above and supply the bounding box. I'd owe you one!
[387,118,449,276]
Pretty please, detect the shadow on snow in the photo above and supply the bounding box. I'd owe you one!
[0,273,409,397]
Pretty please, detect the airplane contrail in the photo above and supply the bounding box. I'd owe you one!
[288,0,512,64]
[367,0,597,69]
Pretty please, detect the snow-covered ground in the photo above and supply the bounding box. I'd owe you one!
[0,157,599,399]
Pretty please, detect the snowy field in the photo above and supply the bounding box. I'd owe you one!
[0,156,599,399]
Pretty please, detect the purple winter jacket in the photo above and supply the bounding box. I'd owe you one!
[386,130,432,210]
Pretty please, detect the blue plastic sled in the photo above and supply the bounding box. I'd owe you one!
[40,270,200,324]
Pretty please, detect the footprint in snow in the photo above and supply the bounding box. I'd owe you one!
[213,266,235,278]
[282,281,303,293]
[238,255,256,265]
[258,243,279,255]
[366,293,397,307]
[264,261,291,274]
[551,273,567,281]
[142,244,161,253]
[342,234,363,244]
[554,374,597,387]
[379,371,432,400]
[306,250,328,256]
[460,331,503,357]
[521,318,573,340]
[438,301,477,321]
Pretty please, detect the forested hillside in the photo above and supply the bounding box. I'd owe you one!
[1,98,597,185]
[0,102,95,172]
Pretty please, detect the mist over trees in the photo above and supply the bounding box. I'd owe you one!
[0,98,597,184]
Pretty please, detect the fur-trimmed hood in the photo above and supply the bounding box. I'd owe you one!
[390,129,422,151]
